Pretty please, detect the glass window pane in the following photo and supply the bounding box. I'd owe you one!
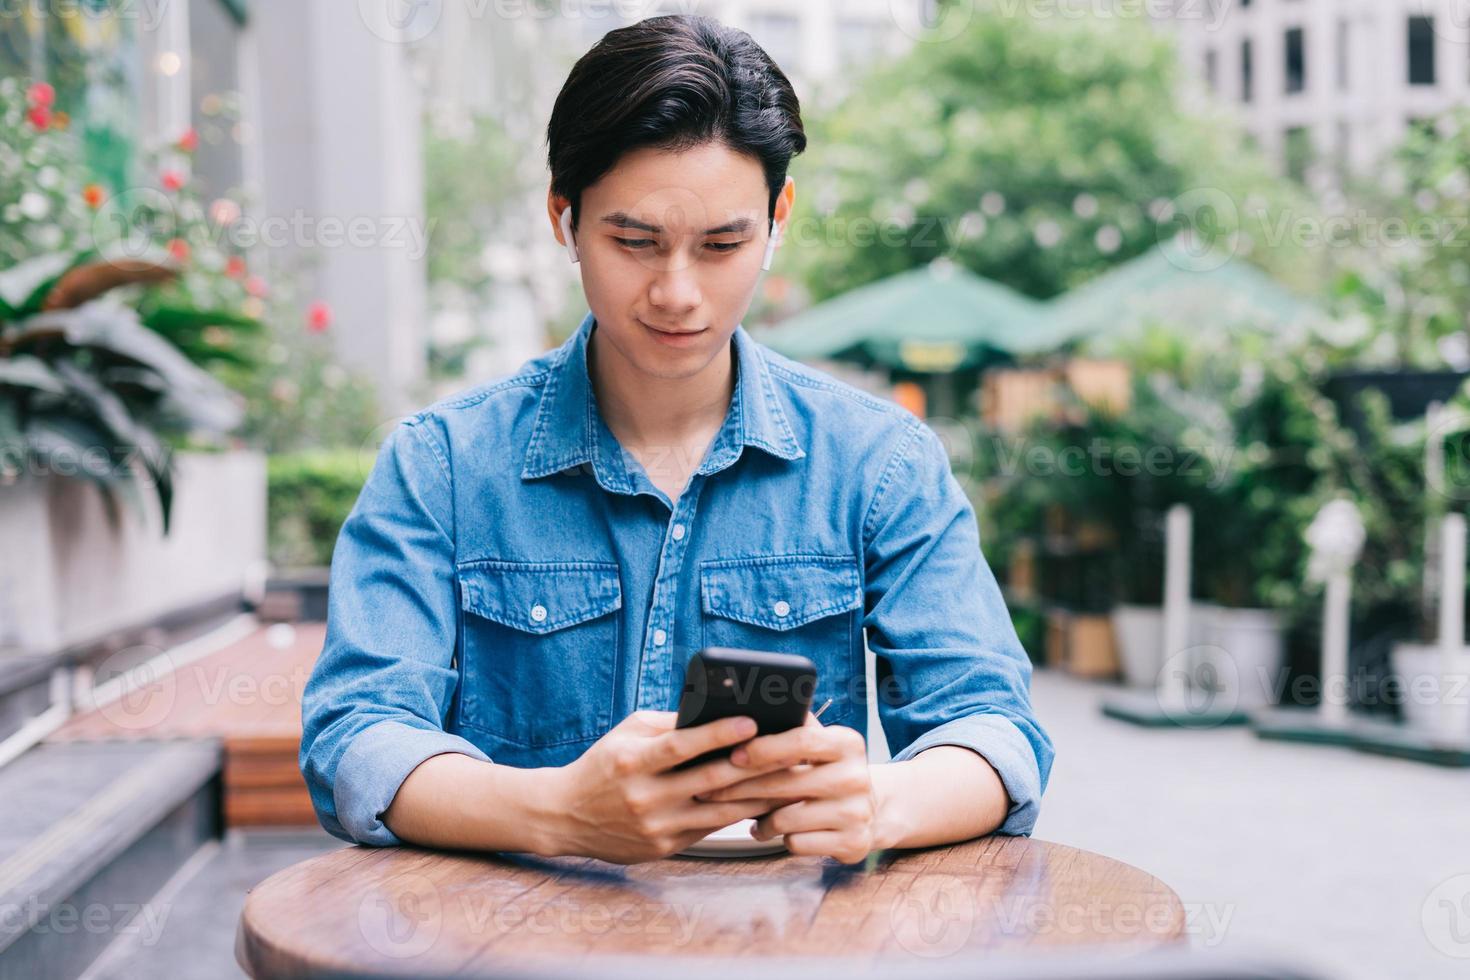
[1284,27,1305,94]
[1408,16,1436,86]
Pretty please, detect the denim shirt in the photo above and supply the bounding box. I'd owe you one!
[300,310,1054,847]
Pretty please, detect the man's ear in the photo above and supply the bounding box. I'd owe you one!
[548,191,578,264]
[763,177,796,271]
[773,175,796,233]
[548,191,572,245]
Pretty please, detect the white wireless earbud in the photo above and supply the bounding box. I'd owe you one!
[761,217,781,271]
[560,206,579,264]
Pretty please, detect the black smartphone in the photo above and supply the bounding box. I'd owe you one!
[672,647,817,770]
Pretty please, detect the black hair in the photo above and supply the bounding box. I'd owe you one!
[546,14,806,230]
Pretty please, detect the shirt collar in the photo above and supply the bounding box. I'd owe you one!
[521,310,805,491]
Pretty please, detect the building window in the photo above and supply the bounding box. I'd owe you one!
[1284,127,1313,183]
[1204,48,1218,93]
[1284,27,1306,94]
[1241,38,1254,103]
[1408,16,1436,86]
[1336,19,1349,92]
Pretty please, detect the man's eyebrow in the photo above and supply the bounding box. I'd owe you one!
[599,212,757,235]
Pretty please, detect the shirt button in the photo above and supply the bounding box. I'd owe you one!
[773,600,790,617]
[530,604,548,623]
[653,628,667,646]
[671,523,686,541]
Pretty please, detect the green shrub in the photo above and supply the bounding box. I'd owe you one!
[267,450,367,568]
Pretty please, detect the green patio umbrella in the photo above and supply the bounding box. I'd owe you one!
[754,259,1046,373]
[1029,236,1322,351]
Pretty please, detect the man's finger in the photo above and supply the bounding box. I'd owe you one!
[773,829,871,863]
[699,761,864,803]
[666,754,793,799]
[667,798,779,834]
[644,715,757,772]
[732,721,849,769]
[625,710,677,733]
[752,798,852,839]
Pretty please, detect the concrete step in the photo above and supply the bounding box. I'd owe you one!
[0,653,59,746]
[0,739,221,980]
[49,621,325,831]
[81,827,344,980]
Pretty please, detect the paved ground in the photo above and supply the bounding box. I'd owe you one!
[1029,668,1470,980]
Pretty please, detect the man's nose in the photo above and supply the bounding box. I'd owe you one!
[648,259,703,316]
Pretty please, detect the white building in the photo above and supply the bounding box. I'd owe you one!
[1157,0,1470,180]
[692,0,931,90]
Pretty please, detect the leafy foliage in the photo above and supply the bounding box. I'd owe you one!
[785,4,1319,308]
[1332,108,1470,368]
[267,450,369,568]
[0,282,246,533]
[0,78,256,531]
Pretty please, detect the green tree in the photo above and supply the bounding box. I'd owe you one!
[422,113,521,296]
[1332,108,1470,368]
[786,4,1319,305]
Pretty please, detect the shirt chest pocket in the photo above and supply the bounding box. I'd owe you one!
[699,554,864,724]
[456,560,622,747]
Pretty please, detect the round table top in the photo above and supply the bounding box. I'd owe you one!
[236,836,1186,979]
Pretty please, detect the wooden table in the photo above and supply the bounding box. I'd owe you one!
[236,837,1186,979]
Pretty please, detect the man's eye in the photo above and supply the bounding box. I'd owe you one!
[705,241,745,253]
[615,238,655,249]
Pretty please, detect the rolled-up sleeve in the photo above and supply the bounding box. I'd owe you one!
[862,418,1055,836]
[299,418,490,847]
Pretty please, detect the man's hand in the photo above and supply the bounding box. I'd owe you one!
[544,711,788,864]
[695,712,879,864]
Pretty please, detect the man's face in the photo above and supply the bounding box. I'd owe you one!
[555,141,789,382]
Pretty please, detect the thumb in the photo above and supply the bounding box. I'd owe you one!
[626,710,677,733]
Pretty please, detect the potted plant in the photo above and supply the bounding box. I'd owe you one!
[990,371,1219,686]
[1190,357,1323,709]
[0,78,265,652]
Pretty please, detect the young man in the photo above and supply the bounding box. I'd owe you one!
[300,15,1053,865]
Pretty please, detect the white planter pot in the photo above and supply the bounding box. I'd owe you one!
[1111,602,1217,689]
[1199,607,1287,710]
[0,476,59,650]
[0,450,266,654]
[1112,605,1162,688]
[1391,643,1470,736]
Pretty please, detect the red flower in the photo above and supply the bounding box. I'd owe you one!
[167,238,191,263]
[306,301,333,333]
[82,184,106,209]
[26,105,51,131]
[245,276,268,298]
[161,169,186,192]
[176,127,198,153]
[224,256,247,279]
[26,82,54,108]
[208,198,241,225]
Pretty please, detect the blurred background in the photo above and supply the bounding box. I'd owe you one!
[1,1,1469,978]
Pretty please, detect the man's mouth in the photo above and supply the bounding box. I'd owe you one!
[640,319,708,345]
